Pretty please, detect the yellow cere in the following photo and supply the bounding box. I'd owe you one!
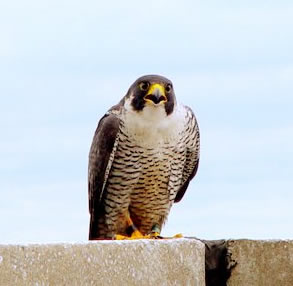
[146,83,166,97]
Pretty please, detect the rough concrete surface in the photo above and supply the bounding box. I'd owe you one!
[227,239,293,286]
[0,238,205,286]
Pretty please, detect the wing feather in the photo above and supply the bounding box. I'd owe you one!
[88,111,120,238]
[175,107,200,203]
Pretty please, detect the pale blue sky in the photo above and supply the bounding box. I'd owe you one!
[0,0,292,243]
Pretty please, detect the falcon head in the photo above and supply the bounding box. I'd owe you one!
[125,75,176,116]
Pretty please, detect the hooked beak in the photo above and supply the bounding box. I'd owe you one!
[144,83,167,105]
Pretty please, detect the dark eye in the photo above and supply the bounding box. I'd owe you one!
[139,81,149,91]
[165,83,172,93]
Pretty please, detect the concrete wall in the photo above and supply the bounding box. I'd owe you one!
[0,239,205,286]
[227,239,293,286]
[0,239,293,286]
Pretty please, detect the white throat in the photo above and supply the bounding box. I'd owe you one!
[123,97,185,147]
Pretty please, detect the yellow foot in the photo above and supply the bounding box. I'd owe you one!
[115,234,129,240]
[173,233,183,238]
[115,229,145,240]
[145,232,162,239]
[147,233,184,239]
[131,229,145,239]
[115,232,183,240]
[115,232,160,240]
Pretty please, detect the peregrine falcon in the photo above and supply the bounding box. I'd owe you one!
[88,75,200,240]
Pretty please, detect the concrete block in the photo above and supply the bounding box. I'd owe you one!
[0,238,205,286]
[227,239,293,286]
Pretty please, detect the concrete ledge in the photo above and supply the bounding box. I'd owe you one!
[0,238,205,286]
[2,238,293,285]
[227,239,293,286]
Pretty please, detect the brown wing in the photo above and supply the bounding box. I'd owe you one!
[175,107,200,203]
[88,112,120,239]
